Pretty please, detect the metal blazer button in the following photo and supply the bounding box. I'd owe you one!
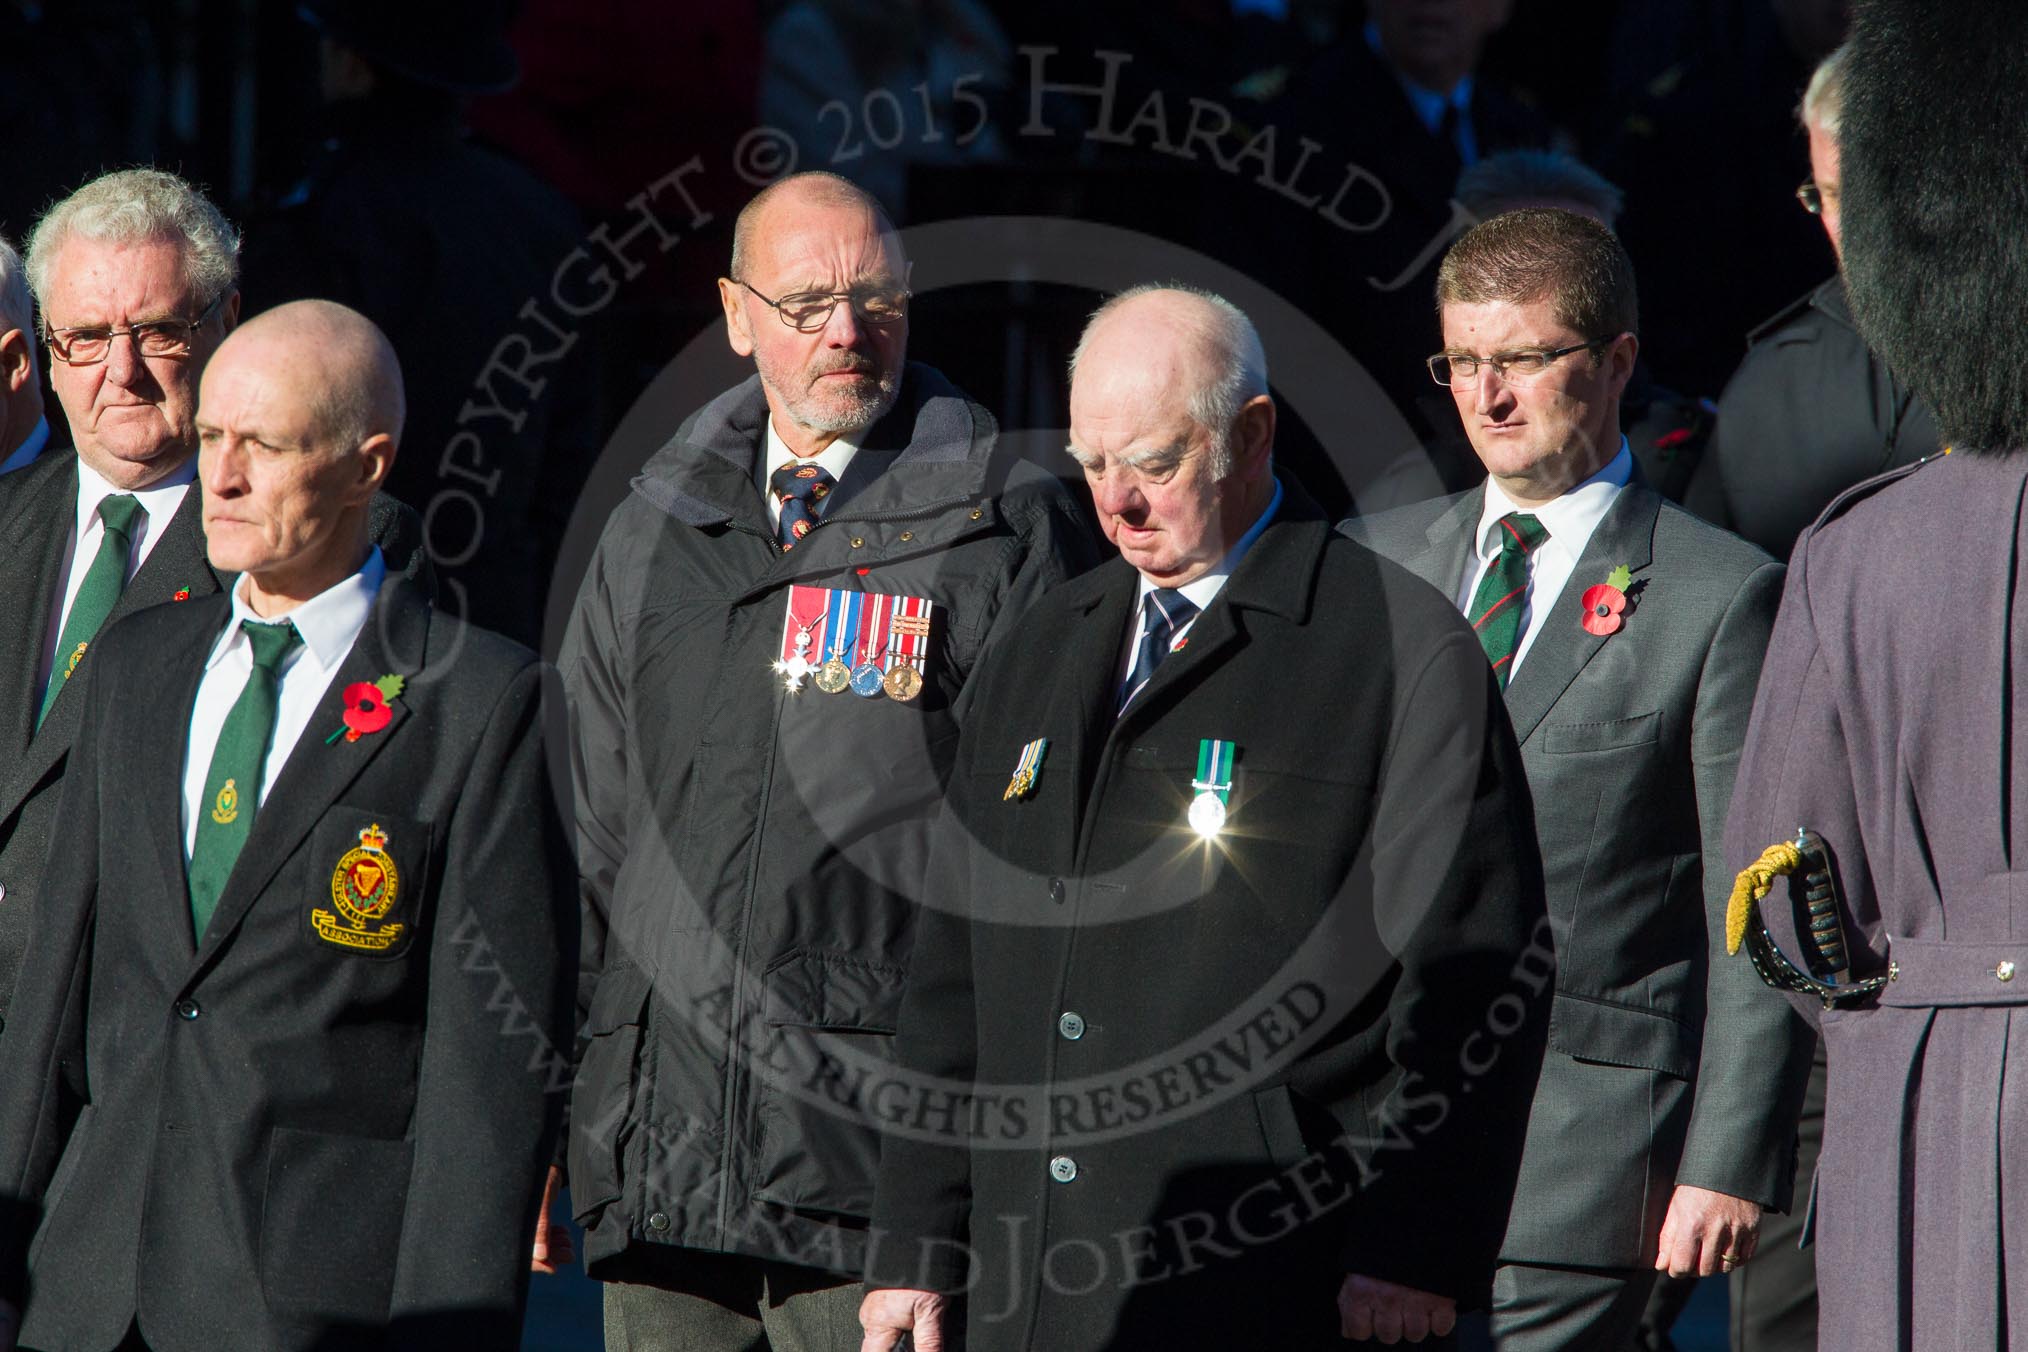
[174,999,201,1021]
[1058,1012,1086,1040]
[648,1211,672,1233]
[2000,961,2017,982]
[1049,1155,1077,1183]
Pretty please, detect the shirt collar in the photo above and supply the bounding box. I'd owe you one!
[761,417,861,497]
[1365,20,1474,134]
[0,416,50,475]
[206,546,387,672]
[1473,438,1632,563]
[1137,475,1285,612]
[75,448,197,542]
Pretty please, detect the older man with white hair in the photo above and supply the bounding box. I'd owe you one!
[0,168,425,1029]
[0,233,47,476]
[861,285,1549,1351]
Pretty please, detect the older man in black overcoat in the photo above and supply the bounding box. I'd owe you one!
[859,286,1551,1351]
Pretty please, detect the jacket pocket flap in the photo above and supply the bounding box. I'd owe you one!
[1541,711,1662,754]
[763,949,906,1032]
[1548,992,1698,1078]
[586,963,653,1034]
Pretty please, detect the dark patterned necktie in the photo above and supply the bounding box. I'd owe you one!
[770,461,837,549]
[1118,588,1200,714]
[39,493,143,727]
[1466,512,1549,689]
[186,619,303,942]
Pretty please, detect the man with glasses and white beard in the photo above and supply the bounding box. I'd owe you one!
[555,169,1093,1350]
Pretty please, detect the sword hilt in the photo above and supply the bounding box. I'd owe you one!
[1794,828,1850,983]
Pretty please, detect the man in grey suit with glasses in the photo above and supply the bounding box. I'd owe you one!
[1345,208,1814,1351]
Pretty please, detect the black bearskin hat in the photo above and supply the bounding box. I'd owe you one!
[1841,0,2028,453]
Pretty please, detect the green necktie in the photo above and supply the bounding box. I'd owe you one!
[38,493,143,727]
[186,619,304,943]
[1466,512,1550,689]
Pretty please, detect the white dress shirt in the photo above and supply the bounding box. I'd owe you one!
[1118,477,1285,689]
[1457,439,1632,678]
[180,548,386,860]
[40,453,196,694]
[757,418,861,531]
[0,415,49,476]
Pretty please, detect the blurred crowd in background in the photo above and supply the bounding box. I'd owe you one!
[0,0,1862,648]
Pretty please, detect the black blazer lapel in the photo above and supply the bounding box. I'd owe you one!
[1502,484,1661,743]
[2,480,226,824]
[191,576,432,969]
[0,450,77,762]
[136,607,227,964]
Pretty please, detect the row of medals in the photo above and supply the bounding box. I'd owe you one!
[787,626,923,701]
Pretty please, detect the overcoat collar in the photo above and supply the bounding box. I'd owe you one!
[1041,478,1328,841]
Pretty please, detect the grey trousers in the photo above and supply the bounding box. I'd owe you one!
[1456,1262,1660,1352]
[602,1250,865,1352]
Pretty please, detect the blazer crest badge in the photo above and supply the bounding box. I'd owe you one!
[312,823,408,953]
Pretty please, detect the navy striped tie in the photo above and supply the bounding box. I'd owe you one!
[1118,589,1199,714]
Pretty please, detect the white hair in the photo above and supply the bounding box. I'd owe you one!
[1070,283,1268,476]
[25,168,241,313]
[0,233,34,374]
[1800,41,1851,136]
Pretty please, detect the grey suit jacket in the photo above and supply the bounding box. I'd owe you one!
[0,447,431,1026]
[1344,479,1815,1267]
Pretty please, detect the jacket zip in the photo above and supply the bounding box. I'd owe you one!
[701,491,985,1239]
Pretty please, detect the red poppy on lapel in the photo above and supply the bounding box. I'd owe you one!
[1580,565,1635,637]
[325,674,406,745]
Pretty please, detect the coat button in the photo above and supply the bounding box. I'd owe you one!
[648,1211,671,1233]
[899,531,913,542]
[0,881,7,903]
[174,999,201,1021]
[1049,1155,1077,1183]
[969,508,984,521]
[2000,961,2017,982]
[1058,1012,1086,1040]
[850,537,865,548]
[1047,877,1066,904]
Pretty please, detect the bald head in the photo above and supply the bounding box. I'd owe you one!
[222,299,405,453]
[1072,286,1268,474]
[1067,286,1276,586]
[198,300,404,615]
[730,172,901,281]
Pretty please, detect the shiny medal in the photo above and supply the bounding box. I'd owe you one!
[883,595,935,703]
[1188,738,1236,837]
[773,584,828,693]
[1004,738,1050,801]
[814,588,862,694]
[850,591,891,697]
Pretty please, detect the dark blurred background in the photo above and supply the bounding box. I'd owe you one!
[0,0,1844,644]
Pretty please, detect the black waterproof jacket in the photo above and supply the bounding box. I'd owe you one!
[559,362,1095,1275]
